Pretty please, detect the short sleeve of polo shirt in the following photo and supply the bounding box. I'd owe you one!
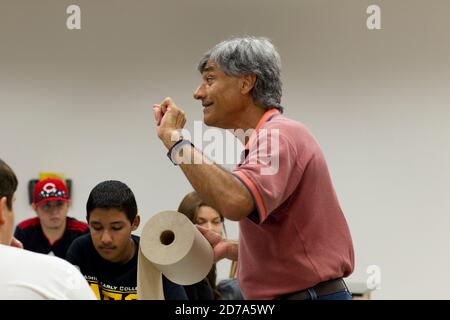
[232,129,303,224]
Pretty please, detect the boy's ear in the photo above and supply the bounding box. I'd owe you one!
[131,215,140,231]
[0,197,8,225]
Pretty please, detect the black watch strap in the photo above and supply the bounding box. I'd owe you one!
[167,139,195,165]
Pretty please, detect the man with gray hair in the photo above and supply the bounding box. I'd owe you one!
[153,36,354,300]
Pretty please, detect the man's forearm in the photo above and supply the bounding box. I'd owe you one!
[177,144,254,221]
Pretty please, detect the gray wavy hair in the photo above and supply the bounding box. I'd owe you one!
[198,36,283,112]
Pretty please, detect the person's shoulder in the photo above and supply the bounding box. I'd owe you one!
[265,114,307,132]
[265,114,318,147]
[15,217,40,230]
[66,233,94,263]
[1,243,73,269]
[72,233,92,245]
[0,244,36,263]
[25,249,89,285]
[66,217,89,233]
[69,233,92,251]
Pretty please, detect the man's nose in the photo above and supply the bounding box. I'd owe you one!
[193,84,205,100]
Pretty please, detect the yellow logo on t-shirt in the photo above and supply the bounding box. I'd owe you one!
[88,280,137,300]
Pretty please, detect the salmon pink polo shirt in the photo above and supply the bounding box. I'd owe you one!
[232,109,354,300]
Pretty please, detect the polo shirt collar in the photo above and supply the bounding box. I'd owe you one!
[244,108,280,150]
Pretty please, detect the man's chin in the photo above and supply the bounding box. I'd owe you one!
[203,114,217,127]
[204,117,228,129]
[203,117,212,126]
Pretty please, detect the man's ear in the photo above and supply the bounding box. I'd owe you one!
[0,197,8,225]
[240,74,256,95]
[131,214,140,231]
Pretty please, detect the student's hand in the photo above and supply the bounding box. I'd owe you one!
[153,97,187,149]
[197,225,238,262]
[10,237,23,249]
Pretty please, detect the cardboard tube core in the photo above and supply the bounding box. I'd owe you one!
[160,230,175,246]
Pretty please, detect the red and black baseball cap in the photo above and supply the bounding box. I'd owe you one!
[33,178,70,207]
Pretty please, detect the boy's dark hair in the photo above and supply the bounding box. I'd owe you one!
[0,159,18,210]
[86,180,137,223]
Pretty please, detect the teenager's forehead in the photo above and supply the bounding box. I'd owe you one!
[89,208,128,221]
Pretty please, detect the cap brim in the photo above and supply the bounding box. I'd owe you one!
[34,197,70,207]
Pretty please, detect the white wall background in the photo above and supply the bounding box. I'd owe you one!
[1,0,449,299]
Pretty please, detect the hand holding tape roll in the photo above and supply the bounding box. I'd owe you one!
[137,210,214,300]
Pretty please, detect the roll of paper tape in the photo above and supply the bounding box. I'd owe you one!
[137,210,214,300]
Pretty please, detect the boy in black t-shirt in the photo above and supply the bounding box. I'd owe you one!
[66,180,187,300]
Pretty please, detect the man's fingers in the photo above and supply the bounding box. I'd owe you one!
[160,97,181,116]
[197,225,223,247]
[161,97,173,107]
[160,103,168,115]
[159,97,172,113]
[212,242,230,262]
[153,105,162,126]
[196,225,228,262]
[197,224,209,236]
[177,111,186,127]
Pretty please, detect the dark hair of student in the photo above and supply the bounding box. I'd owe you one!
[0,159,18,210]
[86,180,137,224]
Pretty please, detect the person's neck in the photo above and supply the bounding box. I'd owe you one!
[230,103,268,145]
[119,237,136,265]
[0,231,9,246]
[42,223,66,245]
